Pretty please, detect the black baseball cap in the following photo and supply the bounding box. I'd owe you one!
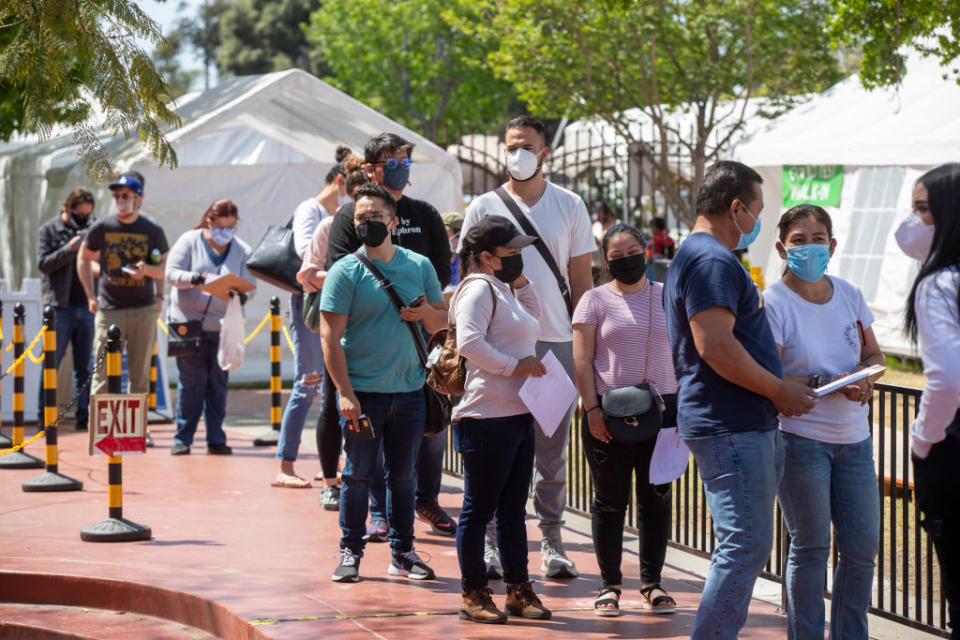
[461,215,537,254]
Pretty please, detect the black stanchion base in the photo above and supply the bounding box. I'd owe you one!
[22,471,84,492]
[0,450,44,470]
[0,432,11,446]
[81,517,152,542]
[145,435,155,448]
[252,429,280,447]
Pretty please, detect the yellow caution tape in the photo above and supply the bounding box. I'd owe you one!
[157,317,169,336]
[243,312,271,345]
[0,428,46,456]
[3,327,47,375]
[26,347,44,364]
[281,323,296,357]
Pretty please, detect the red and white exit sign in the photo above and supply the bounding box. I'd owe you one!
[88,393,148,456]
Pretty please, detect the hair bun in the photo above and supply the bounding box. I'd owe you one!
[335,145,353,164]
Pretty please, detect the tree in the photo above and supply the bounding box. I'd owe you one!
[218,0,326,78]
[0,0,180,179]
[829,0,960,88]
[173,0,231,91]
[455,0,844,228]
[306,0,516,142]
[152,29,199,97]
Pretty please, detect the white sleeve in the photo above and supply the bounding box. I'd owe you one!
[569,196,599,258]
[911,271,960,458]
[455,280,517,376]
[292,201,320,260]
[762,287,786,347]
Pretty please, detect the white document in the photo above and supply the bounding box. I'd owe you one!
[813,365,886,397]
[649,427,690,485]
[518,349,578,438]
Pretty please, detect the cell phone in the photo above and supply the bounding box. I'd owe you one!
[120,265,138,276]
[350,415,374,440]
[408,294,426,308]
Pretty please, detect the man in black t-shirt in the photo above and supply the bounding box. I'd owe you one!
[326,133,455,539]
[77,173,169,399]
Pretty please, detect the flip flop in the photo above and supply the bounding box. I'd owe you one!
[271,474,312,488]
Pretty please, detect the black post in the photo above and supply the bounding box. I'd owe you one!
[254,297,282,446]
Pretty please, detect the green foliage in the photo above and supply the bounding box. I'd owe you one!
[152,28,200,97]
[829,0,960,88]
[455,0,844,227]
[169,0,231,91]
[306,0,516,142]
[0,0,181,179]
[218,0,326,77]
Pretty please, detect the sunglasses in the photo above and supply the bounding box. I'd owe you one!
[372,158,413,170]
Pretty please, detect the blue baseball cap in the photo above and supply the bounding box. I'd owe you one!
[108,175,143,196]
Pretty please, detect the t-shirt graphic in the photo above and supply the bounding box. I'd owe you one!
[85,214,169,310]
[104,231,150,288]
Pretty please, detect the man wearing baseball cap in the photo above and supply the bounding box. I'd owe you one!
[77,172,169,411]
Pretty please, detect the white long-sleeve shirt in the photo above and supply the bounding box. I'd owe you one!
[292,198,331,260]
[911,265,960,459]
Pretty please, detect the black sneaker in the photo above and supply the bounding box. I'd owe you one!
[75,416,88,432]
[319,485,340,511]
[332,548,361,583]
[170,443,191,456]
[207,443,233,455]
[388,550,435,580]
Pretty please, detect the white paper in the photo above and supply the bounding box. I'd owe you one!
[813,365,886,397]
[649,427,690,485]
[518,349,578,438]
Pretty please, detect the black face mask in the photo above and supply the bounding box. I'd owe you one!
[607,253,646,285]
[356,220,389,247]
[493,253,524,283]
[71,212,91,228]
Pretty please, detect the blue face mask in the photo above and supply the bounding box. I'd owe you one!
[735,205,762,251]
[381,161,411,191]
[210,227,236,245]
[785,243,830,282]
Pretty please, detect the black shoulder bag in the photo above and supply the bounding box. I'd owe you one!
[494,186,573,317]
[167,294,213,358]
[246,216,304,294]
[352,251,451,435]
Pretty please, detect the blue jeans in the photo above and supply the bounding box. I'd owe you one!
[174,331,228,446]
[339,389,425,554]
[369,423,446,520]
[276,293,324,462]
[37,304,94,425]
[455,414,535,592]
[778,433,879,640]
[684,429,784,640]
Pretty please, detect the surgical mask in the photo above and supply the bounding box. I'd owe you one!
[506,148,541,182]
[735,205,762,250]
[785,244,830,282]
[607,253,646,285]
[210,227,237,245]
[493,253,524,283]
[895,214,934,261]
[357,220,390,247]
[70,212,91,228]
[381,162,410,191]
[114,198,134,217]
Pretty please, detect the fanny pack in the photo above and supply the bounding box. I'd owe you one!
[166,284,214,358]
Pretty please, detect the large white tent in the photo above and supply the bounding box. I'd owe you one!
[732,53,960,356]
[0,69,463,382]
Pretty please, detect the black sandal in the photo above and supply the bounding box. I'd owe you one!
[640,583,676,614]
[594,586,621,617]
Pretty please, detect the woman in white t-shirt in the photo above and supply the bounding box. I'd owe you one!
[764,205,885,640]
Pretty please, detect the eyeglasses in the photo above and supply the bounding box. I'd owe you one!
[371,158,413,170]
[113,193,135,202]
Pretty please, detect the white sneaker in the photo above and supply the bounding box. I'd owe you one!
[540,534,579,579]
[484,529,503,579]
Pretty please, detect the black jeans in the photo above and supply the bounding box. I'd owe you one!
[315,365,343,480]
[913,428,960,639]
[582,396,673,587]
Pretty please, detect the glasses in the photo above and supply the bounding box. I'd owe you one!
[371,158,413,170]
[113,193,135,202]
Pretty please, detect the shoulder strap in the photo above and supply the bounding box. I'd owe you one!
[457,275,497,318]
[494,186,573,317]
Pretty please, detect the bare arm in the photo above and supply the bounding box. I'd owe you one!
[77,246,99,314]
[320,311,361,431]
[568,253,593,310]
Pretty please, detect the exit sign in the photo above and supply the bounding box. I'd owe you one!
[88,394,148,456]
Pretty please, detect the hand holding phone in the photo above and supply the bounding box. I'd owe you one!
[351,414,375,440]
[408,294,426,308]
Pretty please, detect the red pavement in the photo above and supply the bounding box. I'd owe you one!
[0,391,788,639]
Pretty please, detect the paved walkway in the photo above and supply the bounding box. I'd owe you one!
[0,390,790,639]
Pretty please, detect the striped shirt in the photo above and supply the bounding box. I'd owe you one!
[572,280,678,396]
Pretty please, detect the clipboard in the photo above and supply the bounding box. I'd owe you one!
[198,273,256,302]
[813,364,886,397]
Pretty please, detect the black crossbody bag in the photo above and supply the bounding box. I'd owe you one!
[352,251,451,435]
[167,295,213,358]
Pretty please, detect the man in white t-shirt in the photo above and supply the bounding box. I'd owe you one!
[461,115,595,579]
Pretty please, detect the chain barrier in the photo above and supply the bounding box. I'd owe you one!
[0,340,115,456]
[1,326,47,381]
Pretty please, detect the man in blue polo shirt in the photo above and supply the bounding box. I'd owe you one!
[320,183,447,584]
[663,161,816,639]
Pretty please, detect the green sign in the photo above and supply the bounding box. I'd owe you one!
[782,165,843,208]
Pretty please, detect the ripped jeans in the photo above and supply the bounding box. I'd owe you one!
[582,419,672,588]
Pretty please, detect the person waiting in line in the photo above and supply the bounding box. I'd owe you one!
[572,223,677,617]
[649,217,675,259]
[452,215,551,624]
[272,147,352,488]
[900,163,960,639]
[764,205,884,639]
[165,199,256,455]
[442,211,464,291]
[37,188,97,431]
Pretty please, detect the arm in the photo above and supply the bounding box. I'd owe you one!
[77,246,99,314]
[690,306,815,417]
[568,252,593,310]
[400,301,447,334]
[573,322,613,443]
[165,237,197,289]
[455,283,518,375]
[320,310,362,431]
[513,277,540,319]
[836,325,884,404]
[38,225,82,274]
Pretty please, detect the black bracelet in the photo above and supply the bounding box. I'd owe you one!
[585,405,602,414]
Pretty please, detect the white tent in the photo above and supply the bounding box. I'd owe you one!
[0,69,463,382]
[732,53,960,356]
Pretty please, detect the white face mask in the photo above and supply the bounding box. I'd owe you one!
[506,148,541,182]
[895,214,934,261]
[114,198,134,217]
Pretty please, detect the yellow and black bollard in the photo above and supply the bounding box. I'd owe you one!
[81,324,151,542]
[0,303,43,469]
[0,299,8,447]
[149,341,157,415]
[23,306,83,490]
[253,296,282,446]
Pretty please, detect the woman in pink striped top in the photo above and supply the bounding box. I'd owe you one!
[572,223,679,617]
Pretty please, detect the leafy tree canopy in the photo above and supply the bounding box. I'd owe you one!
[218,0,325,77]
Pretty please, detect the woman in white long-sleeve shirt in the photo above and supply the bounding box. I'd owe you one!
[451,215,551,625]
[899,163,960,638]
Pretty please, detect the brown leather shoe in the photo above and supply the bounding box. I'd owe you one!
[459,587,507,624]
[505,580,551,619]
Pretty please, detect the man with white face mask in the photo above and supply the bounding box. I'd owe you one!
[77,172,169,402]
[460,115,596,580]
